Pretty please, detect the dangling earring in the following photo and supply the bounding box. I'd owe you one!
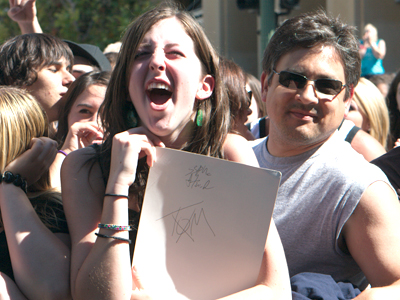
[125,102,138,128]
[196,107,203,127]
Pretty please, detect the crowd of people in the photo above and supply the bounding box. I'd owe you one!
[1,1,400,300]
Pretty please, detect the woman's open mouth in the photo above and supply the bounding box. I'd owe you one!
[146,82,173,110]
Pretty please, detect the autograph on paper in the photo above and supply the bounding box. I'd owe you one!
[158,201,216,243]
[185,165,214,190]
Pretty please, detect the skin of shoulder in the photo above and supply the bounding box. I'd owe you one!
[60,146,107,297]
[351,129,386,162]
[223,133,259,167]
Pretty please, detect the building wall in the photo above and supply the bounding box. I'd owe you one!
[200,0,400,79]
[202,0,259,77]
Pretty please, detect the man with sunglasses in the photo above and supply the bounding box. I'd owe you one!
[252,10,400,298]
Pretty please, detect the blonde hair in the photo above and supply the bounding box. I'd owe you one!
[0,87,62,220]
[364,24,378,43]
[0,86,63,230]
[0,87,48,170]
[353,77,389,148]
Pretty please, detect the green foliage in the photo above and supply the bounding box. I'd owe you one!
[0,0,159,50]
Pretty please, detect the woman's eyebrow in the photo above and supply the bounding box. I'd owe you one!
[76,103,93,108]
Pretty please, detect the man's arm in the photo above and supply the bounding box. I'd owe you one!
[8,0,43,34]
[343,180,400,299]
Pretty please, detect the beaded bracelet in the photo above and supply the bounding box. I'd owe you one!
[95,232,131,244]
[98,223,133,231]
[104,193,129,199]
[0,171,27,193]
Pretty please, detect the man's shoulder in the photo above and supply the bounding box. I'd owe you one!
[250,137,268,166]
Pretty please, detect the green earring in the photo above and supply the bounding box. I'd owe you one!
[196,108,203,127]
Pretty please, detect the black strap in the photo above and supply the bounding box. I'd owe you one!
[345,126,361,144]
[337,118,345,130]
[259,117,267,138]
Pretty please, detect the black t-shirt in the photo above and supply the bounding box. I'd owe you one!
[371,146,400,199]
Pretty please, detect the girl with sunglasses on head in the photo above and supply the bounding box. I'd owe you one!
[61,3,290,300]
[219,56,255,140]
[245,73,265,125]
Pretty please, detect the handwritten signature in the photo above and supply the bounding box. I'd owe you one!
[185,165,214,190]
[158,201,216,243]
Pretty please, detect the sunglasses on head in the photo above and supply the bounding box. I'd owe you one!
[247,90,253,100]
[272,69,346,100]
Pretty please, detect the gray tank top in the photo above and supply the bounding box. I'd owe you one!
[252,131,391,288]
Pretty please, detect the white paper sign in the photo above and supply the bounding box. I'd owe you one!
[132,147,281,299]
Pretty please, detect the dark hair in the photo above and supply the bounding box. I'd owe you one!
[0,33,73,86]
[246,72,265,117]
[55,71,111,147]
[219,56,248,130]
[262,10,360,99]
[386,70,400,148]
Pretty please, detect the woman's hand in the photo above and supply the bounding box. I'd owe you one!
[60,121,104,154]
[5,137,57,185]
[106,127,164,195]
[131,266,153,300]
[394,138,400,148]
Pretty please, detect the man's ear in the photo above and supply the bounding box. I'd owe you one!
[343,85,354,117]
[196,75,215,100]
[261,71,269,103]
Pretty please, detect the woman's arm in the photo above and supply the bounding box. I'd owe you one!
[49,121,104,189]
[0,138,71,300]
[62,128,163,300]
[0,273,29,300]
[370,39,386,60]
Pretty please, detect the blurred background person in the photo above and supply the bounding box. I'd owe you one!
[103,41,121,70]
[345,77,390,149]
[245,73,266,124]
[369,73,395,98]
[359,23,386,78]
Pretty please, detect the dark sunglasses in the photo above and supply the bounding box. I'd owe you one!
[272,69,346,100]
[247,90,253,100]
